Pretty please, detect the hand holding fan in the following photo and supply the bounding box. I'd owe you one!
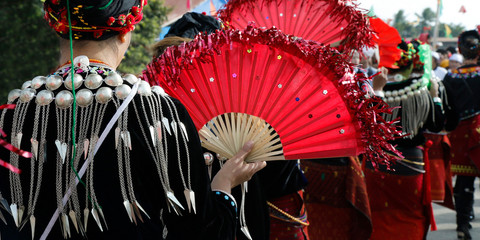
[218,0,374,51]
[144,25,400,164]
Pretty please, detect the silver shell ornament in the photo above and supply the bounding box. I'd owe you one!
[46,75,64,91]
[152,86,167,96]
[64,73,83,90]
[73,55,90,69]
[21,81,32,90]
[76,89,94,107]
[137,81,152,96]
[55,90,74,108]
[35,90,54,106]
[19,88,36,103]
[104,72,123,87]
[7,89,21,103]
[31,76,46,89]
[85,73,104,89]
[123,74,139,85]
[115,84,132,100]
[95,87,113,104]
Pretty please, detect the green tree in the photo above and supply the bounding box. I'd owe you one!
[392,10,415,38]
[118,0,170,74]
[415,8,436,35]
[0,1,59,103]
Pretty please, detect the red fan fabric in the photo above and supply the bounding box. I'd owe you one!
[218,0,374,51]
[369,17,402,69]
[144,25,400,164]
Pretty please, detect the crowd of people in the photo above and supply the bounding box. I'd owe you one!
[0,0,479,240]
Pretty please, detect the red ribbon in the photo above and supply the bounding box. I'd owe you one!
[0,159,21,174]
[0,138,33,158]
[0,104,16,110]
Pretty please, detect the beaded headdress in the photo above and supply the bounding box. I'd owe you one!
[44,0,147,40]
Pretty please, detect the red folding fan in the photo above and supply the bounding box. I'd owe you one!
[218,0,374,51]
[369,17,402,69]
[144,26,399,163]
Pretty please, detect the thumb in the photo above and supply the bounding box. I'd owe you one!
[231,141,254,162]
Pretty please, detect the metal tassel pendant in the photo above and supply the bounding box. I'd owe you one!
[91,208,103,232]
[16,132,23,147]
[30,215,35,240]
[166,191,184,211]
[190,190,196,214]
[61,213,71,239]
[184,189,191,213]
[83,139,89,160]
[179,122,189,142]
[123,200,134,223]
[55,140,67,164]
[241,226,253,240]
[155,121,162,142]
[131,201,144,223]
[9,204,17,227]
[31,139,39,160]
[171,121,178,136]
[83,208,89,233]
[68,210,79,234]
[162,117,171,135]
[0,210,6,225]
[18,206,25,227]
[149,126,156,147]
[134,200,150,219]
[97,208,109,231]
[115,127,121,149]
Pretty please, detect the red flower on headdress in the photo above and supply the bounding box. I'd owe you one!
[131,6,140,16]
[54,21,68,34]
[117,14,127,25]
[107,17,116,26]
[126,15,135,25]
[51,0,60,5]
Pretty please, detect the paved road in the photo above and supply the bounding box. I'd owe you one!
[427,178,480,240]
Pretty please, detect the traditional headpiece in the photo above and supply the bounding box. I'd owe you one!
[393,40,417,70]
[458,30,480,59]
[44,0,147,40]
[165,12,222,39]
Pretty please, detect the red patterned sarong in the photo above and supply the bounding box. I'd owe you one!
[424,133,454,209]
[365,169,429,240]
[448,115,480,176]
[302,157,372,240]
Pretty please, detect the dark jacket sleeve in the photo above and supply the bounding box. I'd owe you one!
[441,78,460,131]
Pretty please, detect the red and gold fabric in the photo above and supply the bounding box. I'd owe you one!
[365,169,429,240]
[302,157,372,240]
[424,132,454,209]
[448,114,480,177]
[268,190,309,240]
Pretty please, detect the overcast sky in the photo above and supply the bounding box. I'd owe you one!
[357,0,478,30]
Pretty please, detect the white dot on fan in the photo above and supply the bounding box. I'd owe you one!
[323,90,328,95]
[339,129,345,134]
[340,27,344,30]
[293,14,297,17]
[278,84,282,88]
[209,77,214,82]
[280,13,283,17]
[190,89,195,93]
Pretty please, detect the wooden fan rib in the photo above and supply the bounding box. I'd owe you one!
[213,115,236,154]
[203,121,233,152]
[175,82,210,129]
[200,128,235,157]
[256,59,288,117]
[194,57,223,119]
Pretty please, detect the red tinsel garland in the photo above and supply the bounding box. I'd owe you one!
[217,0,375,51]
[144,25,401,166]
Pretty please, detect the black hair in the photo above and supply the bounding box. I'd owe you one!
[458,30,480,60]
